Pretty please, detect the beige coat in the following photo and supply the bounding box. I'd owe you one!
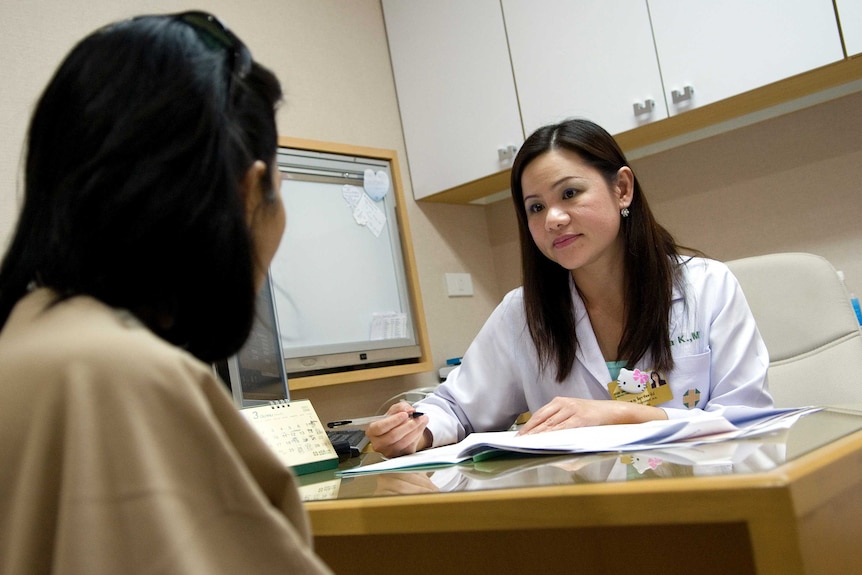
[0,289,332,574]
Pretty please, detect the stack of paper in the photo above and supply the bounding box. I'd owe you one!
[337,407,816,477]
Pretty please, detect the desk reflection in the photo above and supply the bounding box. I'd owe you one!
[299,435,788,501]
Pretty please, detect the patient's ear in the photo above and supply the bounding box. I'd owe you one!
[240,160,268,226]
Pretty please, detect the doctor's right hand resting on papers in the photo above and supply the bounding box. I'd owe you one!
[367,401,430,458]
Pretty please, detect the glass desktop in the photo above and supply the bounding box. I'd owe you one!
[296,405,862,501]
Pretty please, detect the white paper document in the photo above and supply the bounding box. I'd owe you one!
[370,311,407,340]
[337,407,817,477]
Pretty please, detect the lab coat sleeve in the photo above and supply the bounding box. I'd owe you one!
[664,260,772,420]
[417,290,531,447]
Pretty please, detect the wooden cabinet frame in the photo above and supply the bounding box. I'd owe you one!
[275,137,432,390]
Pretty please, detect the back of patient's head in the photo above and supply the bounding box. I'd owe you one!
[0,14,283,362]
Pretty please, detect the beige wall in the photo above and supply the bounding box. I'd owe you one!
[639,89,862,286]
[0,0,500,425]
[487,90,862,301]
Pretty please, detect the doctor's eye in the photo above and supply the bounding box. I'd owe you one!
[526,202,544,214]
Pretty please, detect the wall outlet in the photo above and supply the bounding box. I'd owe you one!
[445,273,473,297]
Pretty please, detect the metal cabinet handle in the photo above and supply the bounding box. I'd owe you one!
[497,144,518,162]
[633,99,655,117]
[671,85,695,104]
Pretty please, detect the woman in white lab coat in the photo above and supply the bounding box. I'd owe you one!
[368,119,772,458]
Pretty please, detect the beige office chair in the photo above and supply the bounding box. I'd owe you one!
[726,252,862,407]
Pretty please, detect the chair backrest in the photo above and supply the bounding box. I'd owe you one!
[726,252,862,407]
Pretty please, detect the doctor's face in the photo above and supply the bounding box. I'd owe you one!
[521,148,629,273]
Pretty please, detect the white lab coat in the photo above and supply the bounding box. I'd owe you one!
[418,257,772,447]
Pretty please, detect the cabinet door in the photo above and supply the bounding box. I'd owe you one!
[836,0,862,56]
[382,0,524,200]
[649,0,844,116]
[503,0,667,137]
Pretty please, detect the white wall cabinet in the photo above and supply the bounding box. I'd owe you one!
[836,0,862,56]
[384,0,847,202]
[648,0,843,116]
[502,0,668,137]
[506,0,843,133]
[381,0,524,200]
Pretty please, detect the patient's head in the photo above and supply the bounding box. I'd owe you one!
[0,12,284,361]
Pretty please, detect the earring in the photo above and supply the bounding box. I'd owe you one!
[620,207,630,218]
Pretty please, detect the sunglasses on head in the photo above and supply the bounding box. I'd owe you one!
[173,11,252,85]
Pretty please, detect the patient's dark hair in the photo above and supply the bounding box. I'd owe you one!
[0,14,283,362]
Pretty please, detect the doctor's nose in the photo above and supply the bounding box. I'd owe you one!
[545,206,570,230]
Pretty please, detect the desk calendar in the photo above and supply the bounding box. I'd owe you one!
[240,399,338,475]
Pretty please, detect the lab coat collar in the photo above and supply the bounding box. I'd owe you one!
[569,266,683,388]
[569,277,617,388]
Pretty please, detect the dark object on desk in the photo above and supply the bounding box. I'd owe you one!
[327,411,424,428]
[213,273,290,409]
[327,429,370,460]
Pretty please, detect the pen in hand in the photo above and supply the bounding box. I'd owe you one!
[327,412,425,429]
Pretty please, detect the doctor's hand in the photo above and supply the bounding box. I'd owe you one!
[517,397,667,436]
[374,472,439,496]
[366,401,431,458]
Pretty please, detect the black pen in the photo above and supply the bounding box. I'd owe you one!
[327,412,425,428]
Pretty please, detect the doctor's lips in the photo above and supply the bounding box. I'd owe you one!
[553,234,579,248]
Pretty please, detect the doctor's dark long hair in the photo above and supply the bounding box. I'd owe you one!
[0,15,282,362]
[510,119,683,382]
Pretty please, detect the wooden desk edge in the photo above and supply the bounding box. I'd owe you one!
[305,429,862,537]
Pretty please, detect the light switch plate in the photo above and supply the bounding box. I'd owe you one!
[445,273,473,297]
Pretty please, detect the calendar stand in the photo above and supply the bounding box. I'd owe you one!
[240,399,338,475]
